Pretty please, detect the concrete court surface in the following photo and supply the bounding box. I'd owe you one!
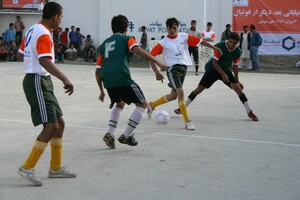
[0,62,300,200]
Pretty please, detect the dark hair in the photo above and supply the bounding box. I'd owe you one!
[65,27,69,31]
[9,23,14,27]
[191,20,196,23]
[76,27,80,31]
[42,2,62,20]
[243,25,249,29]
[141,26,146,30]
[111,15,129,34]
[87,34,91,38]
[226,24,231,28]
[250,24,256,30]
[229,32,240,41]
[166,17,179,27]
[16,16,21,19]
[207,22,212,26]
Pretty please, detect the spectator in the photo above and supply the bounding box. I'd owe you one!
[65,44,77,60]
[69,26,77,48]
[4,23,16,47]
[0,44,8,61]
[199,22,216,73]
[8,41,18,61]
[249,24,262,70]
[0,36,4,46]
[57,27,63,43]
[140,26,148,50]
[84,34,94,51]
[86,46,96,62]
[185,20,201,75]
[76,27,85,57]
[14,16,25,46]
[221,24,231,41]
[61,27,69,47]
[239,25,251,69]
[55,42,66,63]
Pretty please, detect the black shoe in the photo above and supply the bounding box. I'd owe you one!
[118,134,138,146]
[103,133,115,149]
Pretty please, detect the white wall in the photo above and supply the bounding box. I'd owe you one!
[1,0,232,46]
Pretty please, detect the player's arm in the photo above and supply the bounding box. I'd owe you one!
[212,51,229,83]
[95,55,105,102]
[148,43,165,82]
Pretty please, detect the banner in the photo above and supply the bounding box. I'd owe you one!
[232,0,300,54]
[2,0,44,9]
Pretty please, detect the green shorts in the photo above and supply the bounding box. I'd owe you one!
[166,64,187,90]
[23,74,63,126]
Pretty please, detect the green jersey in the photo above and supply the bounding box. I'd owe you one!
[98,33,138,88]
[205,41,242,72]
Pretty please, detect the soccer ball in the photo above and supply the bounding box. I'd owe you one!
[154,110,170,125]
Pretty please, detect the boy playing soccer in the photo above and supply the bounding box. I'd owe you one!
[174,32,259,121]
[96,15,166,149]
[17,2,76,186]
[147,17,221,130]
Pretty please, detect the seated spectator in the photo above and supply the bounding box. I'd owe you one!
[55,43,67,63]
[8,41,18,61]
[84,35,94,51]
[86,46,96,62]
[65,44,77,60]
[0,44,8,61]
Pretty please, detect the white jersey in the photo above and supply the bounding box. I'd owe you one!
[202,30,216,44]
[150,32,202,67]
[19,23,54,76]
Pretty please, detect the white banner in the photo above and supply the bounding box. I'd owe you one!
[259,34,300,54]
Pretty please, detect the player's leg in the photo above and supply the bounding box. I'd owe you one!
[117,84,146,146]
[103,88,124,149]
[226,72,259,121]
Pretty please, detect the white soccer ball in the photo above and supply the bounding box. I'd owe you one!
[154,110,170,125]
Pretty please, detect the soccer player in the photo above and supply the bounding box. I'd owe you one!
[95,15,166,149]
[174,32,259,121]
[17,2,76,186]
[147,17,221,130]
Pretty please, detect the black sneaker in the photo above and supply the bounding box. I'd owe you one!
[103,132,115,149]
[118,134,138,146]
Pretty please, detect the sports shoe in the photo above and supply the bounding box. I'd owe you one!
[17,166,43,186]
[195,72,199,76]
[103,132,115,149]
[185,121,195,130]
[174,108,181,115]
[118,134,138,146]
[248,110,259,121]
[147,102,154,119]
[48,167,76,178]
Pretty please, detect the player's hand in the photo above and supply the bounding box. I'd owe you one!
[99,92,105,102]
[222,74,229,84]
[239,82,244,90]
[63,79,74,95]
[157,62,167,71]
[155,72,165,83]
[214,47,222,56]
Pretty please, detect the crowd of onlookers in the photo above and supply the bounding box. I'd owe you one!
[0,16,97,63]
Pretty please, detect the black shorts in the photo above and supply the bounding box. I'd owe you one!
[107,84,145,108]
[199,71,238,88]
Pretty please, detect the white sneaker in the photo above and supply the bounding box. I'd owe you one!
[147,102,154,119]
[185,121,195,130]
[48,167,76,178]
[17,166,43,186]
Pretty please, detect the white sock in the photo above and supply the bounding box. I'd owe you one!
[123,107,145,138]
[186,98,192,107]
[108,106,122,137]
[244,101,252,113]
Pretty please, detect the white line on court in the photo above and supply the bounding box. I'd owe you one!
[1,118,300,148]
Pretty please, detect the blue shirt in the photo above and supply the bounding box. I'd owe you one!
[250,31,262,47]
[4,28,16,43]
[69,31,78,43]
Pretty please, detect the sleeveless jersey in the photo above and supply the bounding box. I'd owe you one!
[205,41,241,72]
[97,33,138,88]
[18,23,54,76]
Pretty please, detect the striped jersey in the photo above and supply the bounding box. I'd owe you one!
[19,23,54,76]
[150,32,202,67]
[205,41,241,72]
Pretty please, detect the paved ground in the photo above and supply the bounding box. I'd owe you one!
[0,62,300,200]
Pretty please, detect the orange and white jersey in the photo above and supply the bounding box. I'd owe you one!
[202,30,216,44]
[150,32,202,67]
[19,23,54,76]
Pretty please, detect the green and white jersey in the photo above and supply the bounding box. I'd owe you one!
[205,41,241,72]
[96,33,139,88]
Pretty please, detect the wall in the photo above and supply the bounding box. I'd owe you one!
[1,0,232,47]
